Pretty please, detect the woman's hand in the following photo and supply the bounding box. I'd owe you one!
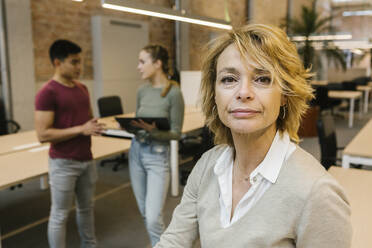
[131,119,156,132]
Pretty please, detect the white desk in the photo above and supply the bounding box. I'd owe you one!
[342,119,372,168]
[328,90,362,128]
[329,166,372,248]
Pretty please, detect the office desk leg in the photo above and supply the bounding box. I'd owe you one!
[170,140,179,197]
[342,155,351,168]
[349,98,355,128]
[40,175,48,190]
[364,90,370,113]
[359,97,363,118]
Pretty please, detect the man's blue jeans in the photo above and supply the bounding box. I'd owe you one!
[48,158,97,248]
[129,138,170,247]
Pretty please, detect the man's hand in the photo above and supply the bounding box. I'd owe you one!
[130,119,156,132]
[35,111,105,143]
[81,118,105,136]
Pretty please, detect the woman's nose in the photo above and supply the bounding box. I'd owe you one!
[237,80,254,100]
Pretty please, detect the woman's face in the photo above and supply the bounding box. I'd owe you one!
[137,50,158,80]
[214,44,285,136]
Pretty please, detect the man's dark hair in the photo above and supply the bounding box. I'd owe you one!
[49,39,81,65]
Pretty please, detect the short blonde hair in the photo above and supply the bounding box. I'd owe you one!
[200,24,314,146]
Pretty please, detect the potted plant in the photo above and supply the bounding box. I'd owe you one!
[283,0,347,74]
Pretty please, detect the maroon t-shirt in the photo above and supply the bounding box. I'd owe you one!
[35,80,92,161]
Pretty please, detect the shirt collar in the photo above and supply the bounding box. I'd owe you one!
[213,131,291,184]
[214,145,233,176]
[253,131,290,183]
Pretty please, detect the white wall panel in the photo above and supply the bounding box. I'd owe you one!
[92,16,148,115]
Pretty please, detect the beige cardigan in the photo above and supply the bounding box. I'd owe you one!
[155,145,352,248]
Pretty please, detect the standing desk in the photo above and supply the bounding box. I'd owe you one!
[342,119,372,168]
[329,166,372,248]
[328,91,362,128]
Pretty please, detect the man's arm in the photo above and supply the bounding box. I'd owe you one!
[34,110,103,144]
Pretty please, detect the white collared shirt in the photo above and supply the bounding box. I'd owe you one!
[213,131,296,228]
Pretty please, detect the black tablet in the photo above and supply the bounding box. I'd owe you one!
[115,117,170,133]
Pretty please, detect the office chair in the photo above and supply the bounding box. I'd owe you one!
[316,113,342,170]
[341,81,357,91]
[98,95,124,117]
[179,126,214,185]
[317,113,362,170]
[353,76,371,86]
[314,86,341,114]
[97,95,127,171]
[0,98,20,135]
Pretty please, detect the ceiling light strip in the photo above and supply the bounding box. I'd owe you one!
[343,10,372,16]
[102,1,232,30]
[291,34,352,41]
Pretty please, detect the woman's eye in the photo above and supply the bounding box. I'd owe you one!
[254,76,271,85]
[220,76,237,84]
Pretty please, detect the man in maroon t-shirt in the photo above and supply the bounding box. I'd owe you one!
[35,40,103,248]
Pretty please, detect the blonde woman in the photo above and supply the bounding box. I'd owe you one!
[154,24,351,248]
[129,45,185,246]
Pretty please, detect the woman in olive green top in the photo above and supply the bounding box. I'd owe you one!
[129,44,184,246]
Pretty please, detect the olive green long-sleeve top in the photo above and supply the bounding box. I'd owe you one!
[136,82,185,142]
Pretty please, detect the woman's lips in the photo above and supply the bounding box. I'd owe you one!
[229,108,260,118]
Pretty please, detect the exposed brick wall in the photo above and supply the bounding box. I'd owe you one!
[31,0,174,82]
[32,0,301,78]
[187,0,314,70]
[189,24,212,70]
[188,0,247,70]
[332,10,372,41]
[250,0,311,27]
[252,0,287,26]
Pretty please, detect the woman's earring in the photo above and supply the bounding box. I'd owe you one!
[281,105,286,120]
[212,105,217,114]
